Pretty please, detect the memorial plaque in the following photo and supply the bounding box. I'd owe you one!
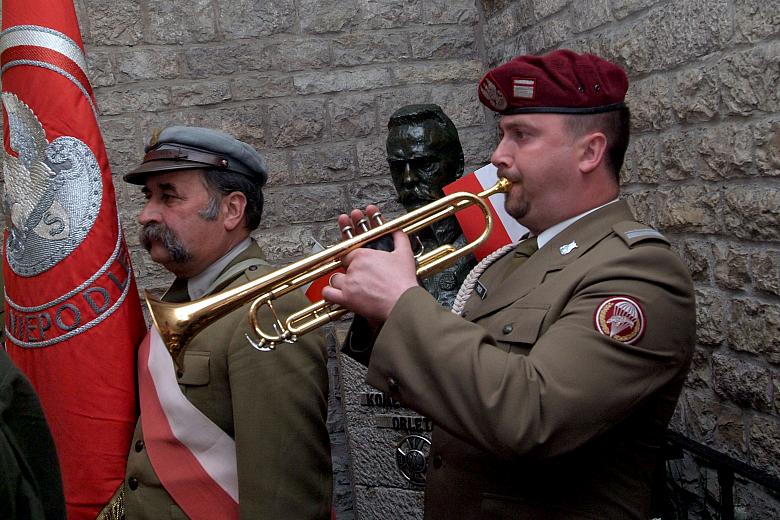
[375,414,434,433]
[359,392,402,408]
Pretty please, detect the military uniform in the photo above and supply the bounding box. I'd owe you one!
[345,201,695,518]
[124,241,332,519]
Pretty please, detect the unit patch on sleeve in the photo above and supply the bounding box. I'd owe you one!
[594,296,645,344]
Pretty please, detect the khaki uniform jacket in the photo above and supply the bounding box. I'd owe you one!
[346,201,695,519]
[124,242,332,520]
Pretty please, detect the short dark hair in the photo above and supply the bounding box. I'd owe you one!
[387,104,465,175]
[564,106,630,182]
[200,169,264,230]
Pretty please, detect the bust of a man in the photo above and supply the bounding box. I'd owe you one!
[386,104,475,307]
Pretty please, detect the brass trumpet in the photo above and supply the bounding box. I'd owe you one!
[146,177,512,357]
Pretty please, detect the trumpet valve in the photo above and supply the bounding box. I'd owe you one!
[341,224,354,239]
[356,217,370,233]
[370,212,384,226]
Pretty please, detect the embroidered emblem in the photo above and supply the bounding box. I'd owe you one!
[479,77,507,111]
[513,78,536,99]
[560,240,578,255]
[2,92,102,276]
[594,296,645,344]
[437,271,457,291]
[396,434,431,486]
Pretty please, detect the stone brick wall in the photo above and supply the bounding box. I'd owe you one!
[1,0,777,518]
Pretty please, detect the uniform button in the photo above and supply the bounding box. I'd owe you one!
[388,377,400,393]
[502,324,513,334]
[433,454,443,469]
[134,440,144,452]
[128,477,139,490]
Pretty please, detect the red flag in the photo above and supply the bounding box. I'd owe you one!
[1,1,147,518]
[442,164,529,259]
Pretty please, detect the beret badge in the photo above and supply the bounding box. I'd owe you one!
[479,76,507,112]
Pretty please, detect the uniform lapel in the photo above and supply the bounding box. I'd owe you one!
[464,201,635,321]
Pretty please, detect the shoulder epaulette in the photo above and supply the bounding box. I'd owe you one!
[204,258,270,295]
[612,221,670,248]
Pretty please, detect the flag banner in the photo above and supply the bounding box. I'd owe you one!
[1,1,147,518]
[302,239,344,303]
[443,164,528,260]
[138,328,239,520]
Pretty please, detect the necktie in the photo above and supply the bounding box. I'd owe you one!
[162,277,191,303]
[503,237,539,279]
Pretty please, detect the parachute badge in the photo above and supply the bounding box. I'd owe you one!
[594,296,645,344]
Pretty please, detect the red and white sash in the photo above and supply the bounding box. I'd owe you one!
[138,328,239,520]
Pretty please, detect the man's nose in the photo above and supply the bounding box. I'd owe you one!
[138,201,159,226]
[491,138,512,169]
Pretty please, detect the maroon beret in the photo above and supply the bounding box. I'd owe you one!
[478,49,628,115]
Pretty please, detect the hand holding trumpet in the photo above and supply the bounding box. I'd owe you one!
[322,205,419,323]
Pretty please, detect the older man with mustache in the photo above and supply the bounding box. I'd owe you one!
[120,126,332,520]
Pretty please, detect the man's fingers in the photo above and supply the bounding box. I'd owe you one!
[391,229,413,256]
[321,285,342,304]
[337,214,353,239]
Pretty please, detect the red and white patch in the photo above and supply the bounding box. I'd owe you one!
[594,296,645,344]
[513,77,536,99]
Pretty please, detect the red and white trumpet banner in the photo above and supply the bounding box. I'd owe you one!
[1,1,147,518]
[443,164,528,260]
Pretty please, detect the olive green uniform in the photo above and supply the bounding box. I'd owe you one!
[345,201,695,519]
[125,242,332,520]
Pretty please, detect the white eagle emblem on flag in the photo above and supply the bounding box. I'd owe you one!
[2,91,102,275]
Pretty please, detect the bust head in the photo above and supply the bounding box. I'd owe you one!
[386,104,464,211]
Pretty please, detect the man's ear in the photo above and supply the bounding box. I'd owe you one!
[578,132,607,175]
[222,191,247,231]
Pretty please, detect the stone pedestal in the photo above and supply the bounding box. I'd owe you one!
[335,325,428,520]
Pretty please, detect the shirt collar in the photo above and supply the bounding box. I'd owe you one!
[186,237,252,301]
[535,199,620,249]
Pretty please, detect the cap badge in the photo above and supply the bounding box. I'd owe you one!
[479,77,507,111]
[513,78,536,99]
[148,128,162,149]
[594,296,645,344]
[560,240,578,255]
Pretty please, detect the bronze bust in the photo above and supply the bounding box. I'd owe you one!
[386,104,475,307]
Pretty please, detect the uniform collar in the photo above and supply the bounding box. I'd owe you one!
[536,198,620,249]
[186,237,252,300]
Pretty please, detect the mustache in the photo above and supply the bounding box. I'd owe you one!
[397,186,438,207]
[139,222,193,264]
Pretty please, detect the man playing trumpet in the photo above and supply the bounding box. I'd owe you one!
[325,50,695,519]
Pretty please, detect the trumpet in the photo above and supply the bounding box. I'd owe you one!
[146,177,512,357]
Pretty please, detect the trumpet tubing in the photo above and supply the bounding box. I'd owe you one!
[146,177,512,357]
